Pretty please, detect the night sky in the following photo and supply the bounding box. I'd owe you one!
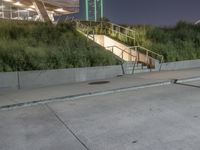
[75,0,200,26]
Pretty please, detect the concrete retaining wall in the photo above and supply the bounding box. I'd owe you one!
[0,72,18,90]
[0,65,123,90]
[1,59,200,90]
[161,59,200,71]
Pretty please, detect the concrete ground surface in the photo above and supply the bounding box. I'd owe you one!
[0,68,200,150]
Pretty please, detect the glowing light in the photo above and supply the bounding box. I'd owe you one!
[14,1,23,6]
[3,0,13,2]
[55,8,66,12]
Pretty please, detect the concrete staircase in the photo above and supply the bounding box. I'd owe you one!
[123,62,149,74]
[31,0,51,22]
[76,21,164,74]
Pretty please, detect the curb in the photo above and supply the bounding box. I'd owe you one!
[0,76,200,111]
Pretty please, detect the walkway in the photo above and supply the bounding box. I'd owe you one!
[0,68,200,150]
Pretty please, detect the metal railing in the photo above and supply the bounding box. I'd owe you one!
[106,45,138,74]
[75,20,164,71]
[76,21,137,45]
[107,22,136,45]
[130,46,164,71]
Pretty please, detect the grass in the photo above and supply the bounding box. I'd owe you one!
[122,22,200,62]
[86,21,200,62]
[0,20,119,72]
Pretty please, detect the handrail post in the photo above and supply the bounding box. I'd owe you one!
[146,50,148,64]
[100,21,103,34]
[159,56,163,71]
[92,29,95,41]
[135,47,138,63]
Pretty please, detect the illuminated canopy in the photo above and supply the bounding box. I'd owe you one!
[0,0,79,22]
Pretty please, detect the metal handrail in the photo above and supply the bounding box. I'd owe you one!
[106,45,138,74]
[130,46,164,71]
[76,21,136,44]
[79,20,137,33]
[106,46,137,60]
[76,20,164,71]
[130,46,163,59]
[108,22,136,34]
[108,28,136,41]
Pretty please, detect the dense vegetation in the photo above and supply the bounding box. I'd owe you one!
[88,21,200,62]
[0,20,118,72]
[1,20,199,72]
[130,22,200,62]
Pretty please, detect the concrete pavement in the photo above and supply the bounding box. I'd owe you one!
[1,68,200,150]
[0,68,200,108]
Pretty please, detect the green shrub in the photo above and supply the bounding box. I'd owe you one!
[0,20,119,72]
[130,21,200,62]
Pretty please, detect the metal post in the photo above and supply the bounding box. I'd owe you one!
[100,21,103,33]
[85,0,89,21]
[94,0,97,21]
[112,24,114,35]
[146,50,149,65]
[17,71,21,89]
[101,0,103,18]
[2,1,4,18]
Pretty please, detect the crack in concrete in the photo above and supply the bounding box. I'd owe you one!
[46,104,90,150]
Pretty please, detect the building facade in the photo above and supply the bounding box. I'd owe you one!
[0,0,79,22]
[85,0,103,21]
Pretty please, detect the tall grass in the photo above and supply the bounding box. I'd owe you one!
[89,21,200,62]
[0,20,119,72]
[128,22,200,62]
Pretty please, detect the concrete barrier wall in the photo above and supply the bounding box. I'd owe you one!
[0,65,123,90]
[0,72,18,90]
[1,59,200,90]
[161,59,200,71]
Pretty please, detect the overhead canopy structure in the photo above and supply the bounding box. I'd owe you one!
[0,0,79,22]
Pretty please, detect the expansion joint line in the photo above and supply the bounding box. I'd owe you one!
[45,104,90,150]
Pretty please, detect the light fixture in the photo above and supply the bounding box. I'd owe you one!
[55,8,66,12]
[3,0,13,2]
[14,1,23,6]
[27,8,34,11]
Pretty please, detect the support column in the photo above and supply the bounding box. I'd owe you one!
[94,0,97,21]
[85,0,89,21]
[101,0,103,18]
[31,0,51,22]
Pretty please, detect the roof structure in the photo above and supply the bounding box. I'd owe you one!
[0,0,79,22]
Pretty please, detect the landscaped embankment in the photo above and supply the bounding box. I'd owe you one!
[0,20,118,72]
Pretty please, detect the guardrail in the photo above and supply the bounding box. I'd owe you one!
[130,46,164,71]
[106,45,137,74]
[76,20,164,71]
[76,21,137,45]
